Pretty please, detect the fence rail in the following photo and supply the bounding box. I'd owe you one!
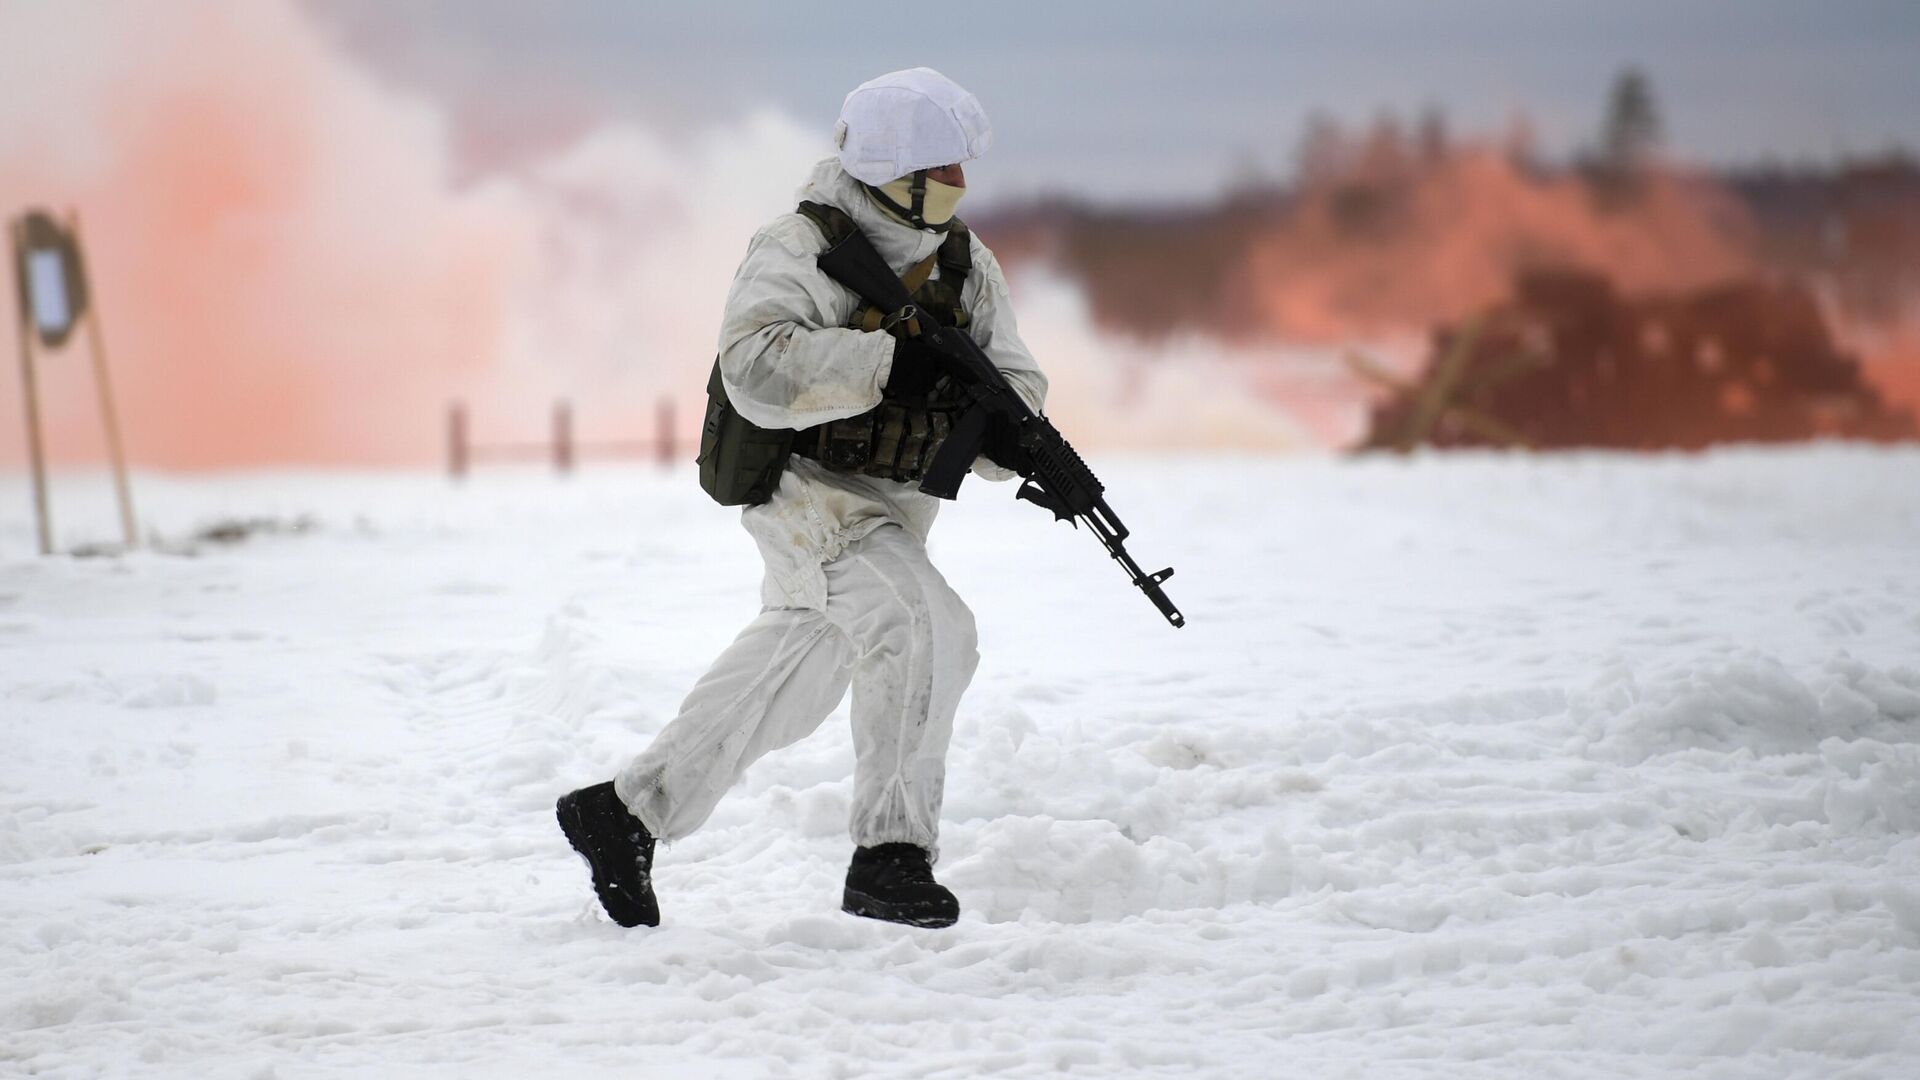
[448,399,689,478]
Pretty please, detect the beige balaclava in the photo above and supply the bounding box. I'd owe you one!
[869,171,966,229]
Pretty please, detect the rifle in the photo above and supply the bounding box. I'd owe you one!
[816,228,1185,629]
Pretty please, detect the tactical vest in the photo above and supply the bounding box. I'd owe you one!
[696,201,973,506]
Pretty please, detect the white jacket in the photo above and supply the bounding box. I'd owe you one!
[717,157,1048,610]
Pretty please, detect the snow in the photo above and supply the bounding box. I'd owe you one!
[3,446,1919,1078]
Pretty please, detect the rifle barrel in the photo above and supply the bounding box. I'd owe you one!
[1084,502,1186,628]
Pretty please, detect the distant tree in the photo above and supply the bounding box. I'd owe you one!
[1503,109,1539,173]
[1417,105,1451,165]
[1599,67,1663,173]
[1295,111,1348,188]
[1359,113,1413,181]
[1223,149,1274,198]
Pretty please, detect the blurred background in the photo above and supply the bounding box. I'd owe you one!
[3,0,1917,470]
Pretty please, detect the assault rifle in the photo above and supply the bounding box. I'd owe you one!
[816,229,1185,629]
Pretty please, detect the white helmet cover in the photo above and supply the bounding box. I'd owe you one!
[833,68,993,186]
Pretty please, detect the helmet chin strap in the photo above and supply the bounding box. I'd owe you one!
[865,169,952,232]
[908,169,928,224]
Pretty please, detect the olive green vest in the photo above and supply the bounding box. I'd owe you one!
[696,202,973,506]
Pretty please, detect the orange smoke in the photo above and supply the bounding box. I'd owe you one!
[1247,148,1758,343]
[0,2,821,470]
[1858,328,1920,416]
[1243,148,1918,423]
[992,135,1920,442]
[0,3,527,468]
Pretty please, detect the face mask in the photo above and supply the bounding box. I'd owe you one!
[874,170,966,228]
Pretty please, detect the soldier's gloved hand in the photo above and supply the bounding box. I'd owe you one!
[981,411,1031,474]
[883,335,952,398]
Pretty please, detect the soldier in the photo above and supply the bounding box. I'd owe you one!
[557,68,1045,929]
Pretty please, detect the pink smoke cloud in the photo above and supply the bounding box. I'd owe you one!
[0,2,1334,476]
[0,2,825,470]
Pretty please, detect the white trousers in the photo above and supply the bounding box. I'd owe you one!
[614,524,978,854]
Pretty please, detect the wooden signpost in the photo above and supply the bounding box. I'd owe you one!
[9,207,137,555]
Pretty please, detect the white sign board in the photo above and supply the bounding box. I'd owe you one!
[28,249,70,336]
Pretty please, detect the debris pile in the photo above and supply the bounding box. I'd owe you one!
[1357,270,1918,450]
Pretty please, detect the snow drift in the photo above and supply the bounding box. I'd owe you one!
[4,446,1918,1076]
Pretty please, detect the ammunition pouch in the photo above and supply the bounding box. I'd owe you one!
[792,386,967,485]
[696,359,793,506]
[695,198,973,506]
[791,200,975,486]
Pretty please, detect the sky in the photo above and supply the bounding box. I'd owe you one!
[305,0,1920,204]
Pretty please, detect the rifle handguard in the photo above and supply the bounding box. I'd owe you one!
[1020,419,1104,518]
[813,222,1186,629]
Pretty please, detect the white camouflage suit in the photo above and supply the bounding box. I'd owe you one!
[615,156,1047,856]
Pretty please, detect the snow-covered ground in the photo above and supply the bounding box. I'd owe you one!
[4,447,1918,1078]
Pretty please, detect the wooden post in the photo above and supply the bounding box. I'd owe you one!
[553,399,574,474]
[1398,316,1483,452]
[10,218,54,556]
[447,401,468,480]
[66,210,137,548]
[656,396,674,467]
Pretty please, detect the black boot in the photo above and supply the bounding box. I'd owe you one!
[555,781,659,928]
[842,843,959,928]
